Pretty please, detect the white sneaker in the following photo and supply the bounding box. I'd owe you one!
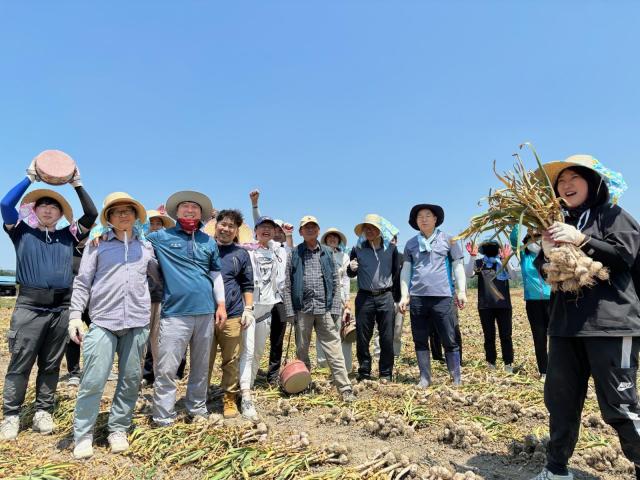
[0,415,19,441]
[73,435,94,459]
[530,468,573,480]
[108,431,129,453]
[67,375,81,387]
[487,362,497,371]
[32,410,54,434]
[504,364,514,374]
[241,398,259,421]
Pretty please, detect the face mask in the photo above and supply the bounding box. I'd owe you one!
[178,218,200,234]
[527,243,541,255]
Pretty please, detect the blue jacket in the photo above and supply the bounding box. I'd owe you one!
[509,227,550,301]
[289,243,335,313]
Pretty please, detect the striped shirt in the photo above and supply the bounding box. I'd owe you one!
[70,231,160,331]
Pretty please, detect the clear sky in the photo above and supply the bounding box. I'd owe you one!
[1,1,639,268]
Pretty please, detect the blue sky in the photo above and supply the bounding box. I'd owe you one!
[1,1,639,268]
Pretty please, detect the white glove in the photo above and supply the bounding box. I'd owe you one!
[349,259,359,272]
[541,234,556,257]
[68,317,87,344]
[70,167,83,188]
[549,222,585,246]
[26,158,40,183]
[241,305,255,329]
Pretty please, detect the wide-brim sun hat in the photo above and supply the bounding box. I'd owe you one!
[165,190,214,221]
[100,192,147,227]
[21,189,73,224]
[354,214,384,237]
[537,155,602,187]
[408,204,444,230]
[321,227,347,246]
[147,209,175,228]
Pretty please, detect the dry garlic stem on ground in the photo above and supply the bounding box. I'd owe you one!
[543,244,609,292]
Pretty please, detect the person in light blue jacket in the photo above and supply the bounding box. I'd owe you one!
[510,226,551,380]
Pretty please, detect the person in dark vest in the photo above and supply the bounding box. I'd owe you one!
[465,239,515,373]
[283,215,355,402]
[0,160,97,440]
[530,155,640,480]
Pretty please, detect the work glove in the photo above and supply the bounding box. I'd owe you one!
[26,159,40,183]
[70,167,83,188]
[548,221,585,246]
[241,306,255,329]
[68,317,87,345]
[541,232,556,257]
[465,241,478,257]
[498,244,512,259]
[349,259,359,272]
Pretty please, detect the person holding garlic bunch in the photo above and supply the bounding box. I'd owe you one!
[530,155,640,480]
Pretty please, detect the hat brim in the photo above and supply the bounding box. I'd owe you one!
[300,220,320,229]
[409,204,444,230]
[21,189,73,224]
[101,199,147,227]
[536,161,586,189]
[166,191,213,221]
[354,222,381,237]
[256,219,278,229]
[321,229,347,246]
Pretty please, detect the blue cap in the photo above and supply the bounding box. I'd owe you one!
[255,216,278,229]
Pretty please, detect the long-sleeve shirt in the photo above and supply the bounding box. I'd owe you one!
[70,231,160,331]
[333,250,351,304]
[218,242,254,318]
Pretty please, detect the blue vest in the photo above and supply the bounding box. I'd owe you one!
[290,243,335,312]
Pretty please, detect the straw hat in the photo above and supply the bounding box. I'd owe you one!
[165,191,214,221]
[147,209,175,228]
[321,227,347,246]
[537,155,601,187]
[237,223,254,243]
[21,189,73,224]
[100,192,147,227]
[354,214,383,237]
[408,204,444,230]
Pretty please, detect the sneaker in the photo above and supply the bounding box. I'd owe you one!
[32,410,54,434]
[107,371,118,381]
[529,468,573,480]
[504,364,514,374]
[73,435,94,459]
[223,393,239,419]
[487,362,497,371]
[241,398,259,421]
[67,375,81,387]
[341,390,356,403]
[0,415,19,441]
[108,431,130,453]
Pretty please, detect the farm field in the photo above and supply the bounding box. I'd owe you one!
[0,291,634,480]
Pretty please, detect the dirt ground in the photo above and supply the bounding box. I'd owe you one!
[0,291,635,480]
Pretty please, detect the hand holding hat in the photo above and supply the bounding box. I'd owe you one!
[70,166,83,188]
[26,159,40,183]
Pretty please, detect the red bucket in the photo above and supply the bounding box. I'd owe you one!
[34,150,76,185]
[279,360,311,394]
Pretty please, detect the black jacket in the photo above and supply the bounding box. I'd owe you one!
[536,203,640,337]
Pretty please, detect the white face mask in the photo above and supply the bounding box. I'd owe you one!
[527,243,541,255]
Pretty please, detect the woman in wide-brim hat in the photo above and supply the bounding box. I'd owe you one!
[147,209,176,230]
[100,192,147,227]
[529,155,640,480]
[317,228,354,371]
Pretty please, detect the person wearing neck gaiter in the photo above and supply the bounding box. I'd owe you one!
[465,239,515,373]
[69,193,158,459]
[399,204,466,388]
[530,155,640,480]
[0,159,97,442]
[148,191,226,427]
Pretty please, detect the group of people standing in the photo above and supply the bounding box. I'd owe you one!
[0,154,638,480]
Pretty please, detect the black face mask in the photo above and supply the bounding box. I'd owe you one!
[481,244,499,258]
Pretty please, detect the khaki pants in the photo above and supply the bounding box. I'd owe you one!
[208,316,242,394]
[295,312,351,393]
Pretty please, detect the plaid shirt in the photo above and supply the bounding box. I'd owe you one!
[284,242,342,317]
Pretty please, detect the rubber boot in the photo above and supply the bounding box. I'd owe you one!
[416,350,432,388]
[445,351,462,386]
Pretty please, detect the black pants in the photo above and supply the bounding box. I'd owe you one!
[3,307,69,415]
[266,303,287,383]
[65,309,91,376]
[355,291,395,378]
[430,324,463,363]
[478,307,513,365]
[410,296,459,354]
[545,336,640,475]
[525,300,550,375]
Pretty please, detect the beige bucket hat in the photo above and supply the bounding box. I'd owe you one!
[100,192,147,227]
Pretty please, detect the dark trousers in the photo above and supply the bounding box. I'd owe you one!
[478,307,513,365]
[525,300,550,375]
[430,324,463,363]
[3,307,69,415]
[355,291,395,378]
[545,336,640,475]
[410,296,459,353]
[266,303,287,383]
[65,309,91,376]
